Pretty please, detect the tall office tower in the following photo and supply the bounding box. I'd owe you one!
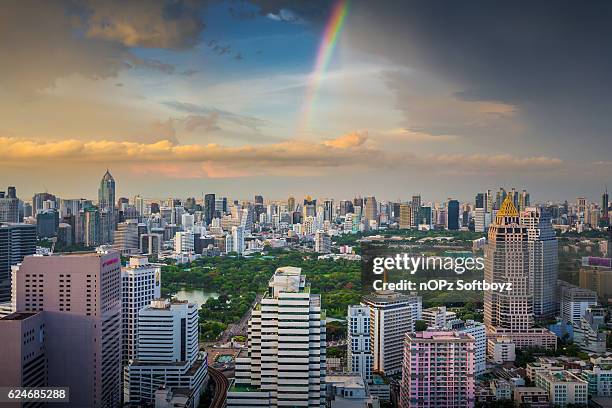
[98,170,116,211]
[450,320,487,376]
[126,299,208,406]
[353,196,364,210]
[36,210,59,238]
[417,206,432,227]
[495,187,507,209]
[603,188,609,226]
[399,203,412,229]
[521,207,558,319]
[339,200,354,216]
[174,231,194,254]
[558,281,598,327]
[287,196,296,212]
[519,189,530,211]
[33,192,56,217]
[410,195,421,227]
[113,220,139,255]
[400,331,475,408]
[447,199,460,230]
[484,196,557,349]
[347,305,373,381]
[362,291,422,375]
[0,223,36,302]
[121,256,161,365]
[229,267,326,408]
[140,233,162,256]
[303,196,317,217]
[204,193,215,225]
[323,199,334,221]
[475,193,485,209]
[82,206,101,247]
[12,251,122,407]
[364,196,378,222]
[314,230,331,253]
[0,187,19,223]
[232,225,245,254]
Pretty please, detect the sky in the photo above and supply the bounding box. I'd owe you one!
[1,0,611,202]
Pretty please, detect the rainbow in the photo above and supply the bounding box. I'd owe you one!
[299,0,349,132]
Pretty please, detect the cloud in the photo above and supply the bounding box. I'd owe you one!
[383,128,458,143]
[83,0,206,49]
[322,131,368,148]
[0,134,563,178]
[163,101,268,130]
[0,0,204,97]
[181,113,221,132]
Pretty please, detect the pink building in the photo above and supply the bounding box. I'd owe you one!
[0,312,47,408]
[400,330,475,408]
[10,251,122,407]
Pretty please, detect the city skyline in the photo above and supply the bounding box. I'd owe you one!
[2,1,612,200]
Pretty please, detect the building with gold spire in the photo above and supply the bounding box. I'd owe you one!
[484,196,557,350]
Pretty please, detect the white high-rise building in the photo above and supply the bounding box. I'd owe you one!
[181,213,195,231]
[558,281,598,326]
[449,320,487,376]
[362,291,422,375]
[174,231,194,254]
[121,256,161,365]
[232,225,245,254]
[347,305,373,381]
[126,299,208,406]
[228,267,326,407]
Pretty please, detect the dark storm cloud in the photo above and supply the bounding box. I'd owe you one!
[250,0,612,157]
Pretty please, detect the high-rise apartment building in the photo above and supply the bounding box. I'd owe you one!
[229,267,326,407]
[232,225,245,254]
[121,256,161,365]
[347,305,373,381]
[400,330,475,408]
[113,220,140,255]
[126,299,207,406]
[174,231,195,254]
[362,291,422,375]
[33,192,56,217]
[11,251,123,407]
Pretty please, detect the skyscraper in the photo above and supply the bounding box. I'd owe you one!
[228,267,326,407]
[484,196,556,349]
[126,299,208,406]
[11,251,123,407]
[521,207,558,319]
[399,203,412,229]
[400,330,475,408]
[447,199,460,230]
[204,193,216,225]
[287,196,295,212]
[0,223,36,302]
[362,291,422,375]
[411,195,421,227]
[121,256,161,365]
[0,187,19,223]
[347,305,373,381]
[602,188,609,226]
[32,192,56,217]
[98,170,116,244]
[364,196,378,222]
